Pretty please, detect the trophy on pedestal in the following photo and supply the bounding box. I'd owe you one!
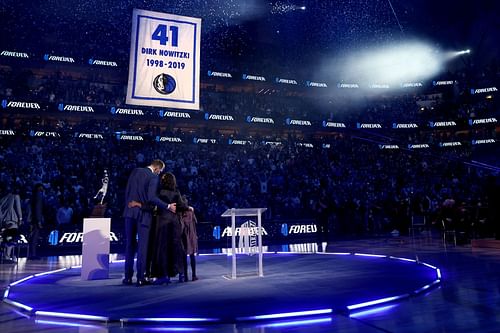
[90,170,109,217]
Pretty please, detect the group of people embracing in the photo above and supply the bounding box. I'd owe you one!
[122,159,198,286]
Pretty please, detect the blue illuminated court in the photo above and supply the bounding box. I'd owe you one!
[4,252,440,324]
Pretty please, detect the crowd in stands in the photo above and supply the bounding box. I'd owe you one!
[1,119,498,245]
[1,64,499,128]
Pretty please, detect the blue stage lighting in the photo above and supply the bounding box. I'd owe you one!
[349,304,399,318]
[414,280,441,294]
[35,311,109,322]
[354,253,387,258]
[238,308,333,321]
[9,275,34,286]
[4,298,33,312]
[259,317,332,328]
[121,317,218,323]
[389,256,417,263]
[34,268,69,277]
[35,319,103,329]
[347,294,409,311]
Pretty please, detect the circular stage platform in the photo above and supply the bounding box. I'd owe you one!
[4,252,440,324]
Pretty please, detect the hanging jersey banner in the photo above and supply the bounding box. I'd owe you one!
[126,9,201,110]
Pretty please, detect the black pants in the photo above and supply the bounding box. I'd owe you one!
[29,224,41,257]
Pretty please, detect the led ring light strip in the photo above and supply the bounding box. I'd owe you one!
[4,253,441,322]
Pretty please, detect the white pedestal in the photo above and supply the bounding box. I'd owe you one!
[81,218,111,280]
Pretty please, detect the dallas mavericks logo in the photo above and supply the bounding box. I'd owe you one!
[153,73,176,95]
[281,223,289,236]
[48,230,59,245]
[239,220,258,255]
[213,226,221,240]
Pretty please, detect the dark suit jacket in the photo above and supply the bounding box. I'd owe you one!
[123,167,169,221]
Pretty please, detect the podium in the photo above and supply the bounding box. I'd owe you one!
[81,218,111,280]
[221,208,267,279]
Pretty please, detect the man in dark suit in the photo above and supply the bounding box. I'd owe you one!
[123,159,176,286]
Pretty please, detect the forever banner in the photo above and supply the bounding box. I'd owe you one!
[126,9,201,110]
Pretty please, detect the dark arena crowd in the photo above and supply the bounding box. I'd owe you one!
[0,0,499,258]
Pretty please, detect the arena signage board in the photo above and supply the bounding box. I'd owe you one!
[357,123,382,129]
[88,58,118,66]
[228,139,252,145]
[127,9,201,110]
[221,226,268,237]
[246,116,274,124]
[286,118,312,126]
[242,74,266,81]
[155,136,182,143]
[306,81,328,88]
[204,113,234,121]
[193,137,217,144]
[468,118,497,125]
[432,80,455,86]
[392,123,418,129]
[429,121,456,127]
[207,70,232,78]
[30,131,60,137]
[379,144,399,149]
[296,143,314,148]
[472,139,496,145]
[281,224,317,236]
[275,77,298,85]
[369,84,390,89]
[75,133,104,139]
[322,121,346,128]
[401,82,423,88]
[116,134,144,141]
[1,50,29,58]
[0,129,15,136]
[43,54,75,63]
[160,110,191,118]
[110,107,145,115]
[56,232,119,244]
[470,87,498,94]
[58,104,95,113]
[337,83,359,88]
[1,100,40,109]
[408,144,430,149]
[439,141,462,147]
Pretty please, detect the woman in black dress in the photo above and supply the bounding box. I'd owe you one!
[153,172,188,283]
